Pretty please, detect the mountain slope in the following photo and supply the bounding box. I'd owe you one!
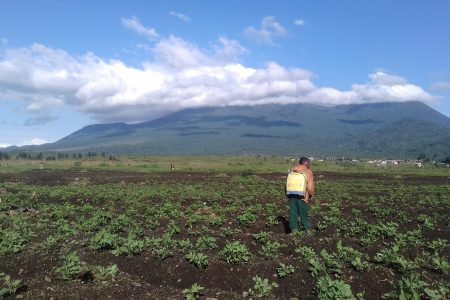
[355,118,450,159]
[18,101,450,159]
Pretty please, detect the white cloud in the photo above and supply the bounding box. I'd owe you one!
[22,138,48,146]
[294,19,305,26]
[243,16,287,45]
[152,35,211,69]
[121,16,159,40]
[0,143,12,148]
[0,40,438,123]
[212,37,248,63]
[350,72,436,104]
[169,11,190,22]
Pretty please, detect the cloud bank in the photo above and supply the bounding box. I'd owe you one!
[0,38,437,123]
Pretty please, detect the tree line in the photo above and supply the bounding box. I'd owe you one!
[0,151,113,160]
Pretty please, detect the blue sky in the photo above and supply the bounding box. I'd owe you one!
[1,0,449,147]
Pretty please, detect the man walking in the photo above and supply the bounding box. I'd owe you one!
[287,157,314,233]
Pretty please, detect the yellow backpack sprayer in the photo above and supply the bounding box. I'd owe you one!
[286,171,307,196]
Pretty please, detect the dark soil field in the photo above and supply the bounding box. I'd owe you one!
[1,169,449,299]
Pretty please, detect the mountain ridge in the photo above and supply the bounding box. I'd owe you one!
[9,101,450,159]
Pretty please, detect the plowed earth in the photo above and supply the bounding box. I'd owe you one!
[1,169,449,299]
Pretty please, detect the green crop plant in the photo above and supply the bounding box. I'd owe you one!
[0,214,34,255]
[276,263,295,278]
[383,273,447,300]
[108,214,133,233]
[320,249,343,275]
[308,258,326,278]
[167,220,181,236]
[259,240,283,259]
[182,283,204,300]
[220,227,242,238]
[42,234,61,251]
[315,275,355,300]
[265,215,279,227]
[360,221,399,247]
[248,276,279,298]
[394,229,423,248]
[112,234,145,256]
[49,204,76,221]
[252,231,270,244]
[147,234,175,260]
[428,239,447,254]
[431,255,449,274]
[185,214,201,230]
[0,229,26,255]
[83,211,113,231]
[55,252,88,280]
[145,217,161,230]
[177,239,193,252]
[336,241,369,271]
[373,245,417,273]
[417,214,436,230]
[344,218,369,237]
[186,251,209,269]
[195,236,217,251]
[265,203,279,216]
[236,212,257,226]
[160,232,177,249]
[152,247,174,260]
[55,221,78,239]
[220,241,251,264]
[295,246,317,262]
[93,264,119,281]
[351,208,361,216]
[208,215,225,227]
[90,229,118,252]
[0,273,22,298]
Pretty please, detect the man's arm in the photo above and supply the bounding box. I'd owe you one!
[307,171,314,198]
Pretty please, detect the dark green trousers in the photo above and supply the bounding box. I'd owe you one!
[288,195,310,232]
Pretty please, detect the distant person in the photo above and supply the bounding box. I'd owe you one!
[285,157,314,233]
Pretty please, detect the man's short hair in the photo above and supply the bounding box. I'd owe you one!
[299,157,310,165]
